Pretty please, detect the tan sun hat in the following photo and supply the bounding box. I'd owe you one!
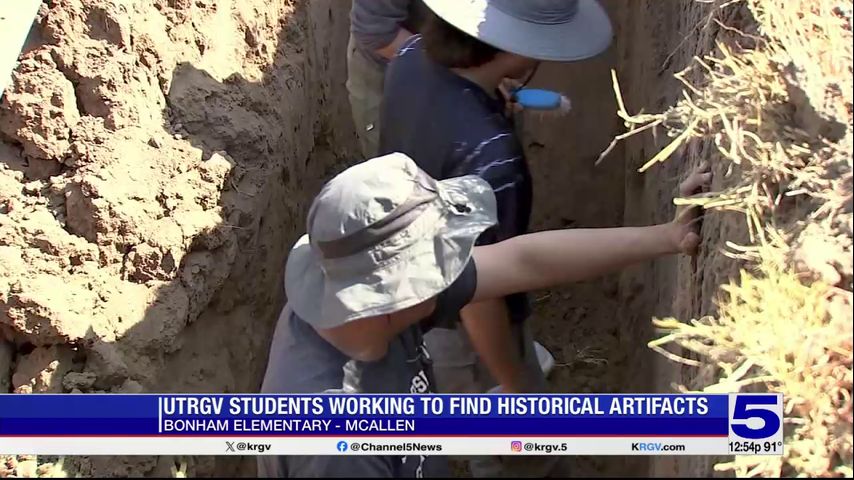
[422,0,613,62]
[285,153,497,329]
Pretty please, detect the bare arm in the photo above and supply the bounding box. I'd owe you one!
[472,224,679,303]
[471,166,711,303]
[460,300,528,393]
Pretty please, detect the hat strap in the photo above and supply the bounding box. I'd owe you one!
[314,183,438,260]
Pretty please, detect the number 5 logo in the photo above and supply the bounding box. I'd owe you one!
[730,395,781,439]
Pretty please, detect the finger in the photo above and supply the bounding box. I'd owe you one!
[685,214,705,228]
[680,232,701,256]
[683,214,705,235]
[499,79,521,99]
[696,172,713,193]
[679,172,710,195]
[504,98,523,116]
[503,78,523,89]
[674,205,705,224]
[680,171,713,196]
[498,83,511,99]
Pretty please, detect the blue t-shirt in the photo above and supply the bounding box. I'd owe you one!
[380,35,532,324]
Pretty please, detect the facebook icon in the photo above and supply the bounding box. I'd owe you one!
[337,441,348,452]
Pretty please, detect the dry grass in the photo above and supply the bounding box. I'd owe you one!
[602,0,852,476]
[1,456,69,478]
[652,242,852,477]
[0,456,191,478]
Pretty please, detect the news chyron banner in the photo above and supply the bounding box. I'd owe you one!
[1,394,783,456]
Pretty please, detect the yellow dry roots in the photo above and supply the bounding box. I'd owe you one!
[602,0,853,477]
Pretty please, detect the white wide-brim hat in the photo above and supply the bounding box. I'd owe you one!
[423,0,613,62]
[285,153,497,329]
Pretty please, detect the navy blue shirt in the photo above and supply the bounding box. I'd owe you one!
[380,35,532,324]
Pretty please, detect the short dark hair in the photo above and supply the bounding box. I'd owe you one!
[422,12,500,68]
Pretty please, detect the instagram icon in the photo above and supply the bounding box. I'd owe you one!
[511,441,523,452]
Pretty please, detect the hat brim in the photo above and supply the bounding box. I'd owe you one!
[284,175,497,330]
[422,0,613,62]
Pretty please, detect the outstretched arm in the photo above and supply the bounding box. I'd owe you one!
[317,221,684,362]
[471,165,711,303]
[473,224,676,302]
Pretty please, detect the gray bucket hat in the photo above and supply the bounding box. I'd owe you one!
[422,0,613,62]
[285,153,497,329]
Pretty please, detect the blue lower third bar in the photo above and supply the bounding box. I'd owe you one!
[0,417,728,436]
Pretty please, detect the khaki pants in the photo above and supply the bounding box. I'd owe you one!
[346,36,385,159]
[424,323,573,478]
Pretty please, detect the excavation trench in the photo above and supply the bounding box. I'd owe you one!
[1,0,745,476]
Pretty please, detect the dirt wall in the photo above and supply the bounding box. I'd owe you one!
[524,1,758,477]
[1,0,357,476]
[1,0,771,478]
[612,1,754,477]
[521,1,632,476]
